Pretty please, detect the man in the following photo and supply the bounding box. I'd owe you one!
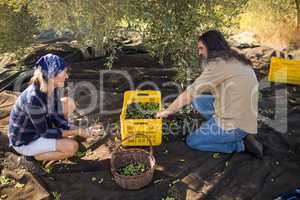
[157,30,263,158]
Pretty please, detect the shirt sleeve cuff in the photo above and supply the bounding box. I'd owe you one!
[186,85,196,98]
[43,128,63,139]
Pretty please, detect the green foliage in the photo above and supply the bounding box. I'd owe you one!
[26,0,247,77]
[0,0,29,11]
[0,175,25,190]
[124,1,247,65]
[74,150,87,163]
[28,1,124,56]
[162,105,195,137]
[240,0,300,48]
[0,194,8,200]
[162,197,175,200]
[0,176,14,185]
[0,1,37,55]
[212,152,221,159]
[14,182,25,189]
[0,0,249,74]
[118,162,148,176]
[126,102,160,119]
[75,150,86,158]
[52,192,62,200]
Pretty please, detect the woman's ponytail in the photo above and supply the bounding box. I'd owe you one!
[30,67,48,93]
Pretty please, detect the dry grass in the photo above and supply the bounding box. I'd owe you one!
[239,0,300,50]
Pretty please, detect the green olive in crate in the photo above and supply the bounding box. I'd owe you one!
[125,102,160,119]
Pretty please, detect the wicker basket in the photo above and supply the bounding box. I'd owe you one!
[111,133,156,190]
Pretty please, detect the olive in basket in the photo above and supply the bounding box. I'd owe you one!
[117,162,149,176]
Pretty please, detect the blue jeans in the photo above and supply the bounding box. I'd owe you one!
[186,95,248,153]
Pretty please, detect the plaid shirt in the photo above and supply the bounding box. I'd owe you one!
[8,84,70,147]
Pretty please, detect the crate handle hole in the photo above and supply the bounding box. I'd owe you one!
[137,93,149,96]
[133,122,148,125]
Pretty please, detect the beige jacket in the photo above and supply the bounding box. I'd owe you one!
[187,57,258,134]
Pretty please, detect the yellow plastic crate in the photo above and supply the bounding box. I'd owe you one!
[268,57,300,85]
[120,90,162,146]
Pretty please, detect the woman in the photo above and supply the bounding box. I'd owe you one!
[157,30,263,158]
[8,54,94,174]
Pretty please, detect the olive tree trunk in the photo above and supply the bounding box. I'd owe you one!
[296,0,300,29]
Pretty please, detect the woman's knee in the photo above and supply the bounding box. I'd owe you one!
[57,139,79,156]
[69,140,79,155]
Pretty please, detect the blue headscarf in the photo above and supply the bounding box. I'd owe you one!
[35,54,67,80]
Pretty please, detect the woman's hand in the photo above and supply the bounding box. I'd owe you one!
[77,128,91,138]
[86,124,104,137]
[156,110,173,118]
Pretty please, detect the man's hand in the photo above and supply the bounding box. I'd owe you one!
[156,110,173,118]
[156,90,192,118]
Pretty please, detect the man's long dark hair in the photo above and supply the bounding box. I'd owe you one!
[199,30,252,65]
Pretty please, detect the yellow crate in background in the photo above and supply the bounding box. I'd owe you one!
[268,57,300,85]
[120,90,162,146]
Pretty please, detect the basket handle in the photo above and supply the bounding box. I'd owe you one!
[115,133,153,157]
